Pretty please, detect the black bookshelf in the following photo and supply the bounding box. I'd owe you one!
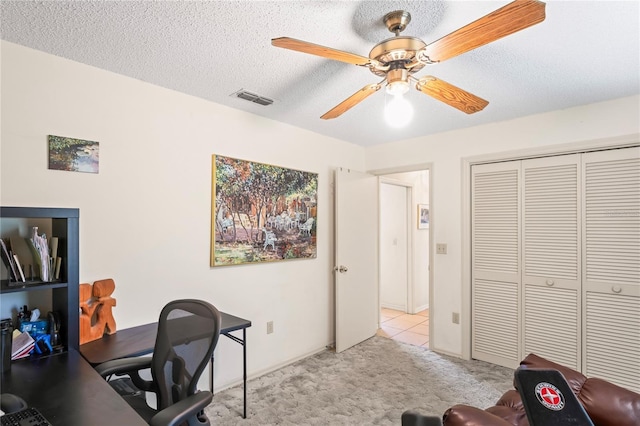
[0,206,79,352]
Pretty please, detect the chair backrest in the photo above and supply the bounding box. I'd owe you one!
[151,299,221,411]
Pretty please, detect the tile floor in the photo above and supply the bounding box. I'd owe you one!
[377,308,429,348]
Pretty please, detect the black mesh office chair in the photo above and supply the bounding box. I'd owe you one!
[95,300,221,426]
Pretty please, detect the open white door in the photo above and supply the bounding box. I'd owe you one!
[335,168,378,353]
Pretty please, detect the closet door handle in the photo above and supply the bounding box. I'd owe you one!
[546,279,554,286]
[612,285,622,294]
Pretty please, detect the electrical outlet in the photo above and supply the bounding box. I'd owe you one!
[452,312,460,324]
[436,243,447,254]
[267,321,274,334]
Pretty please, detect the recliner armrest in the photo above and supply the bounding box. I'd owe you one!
[443,404,514,426]
[579,377,640,426]
[149,391,213,426]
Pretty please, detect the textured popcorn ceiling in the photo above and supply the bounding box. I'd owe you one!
[1,1,638,147]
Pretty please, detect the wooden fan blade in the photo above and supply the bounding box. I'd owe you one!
[321,84,381,120]
[423,0,546,63]
[416,76,488,114]
[272,37,372,66]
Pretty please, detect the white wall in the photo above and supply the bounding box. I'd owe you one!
[2,40,638,380]
[0,41,365,389]
[366,95,640,357]
[379,182,408,311]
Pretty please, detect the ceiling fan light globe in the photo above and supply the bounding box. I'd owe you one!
[385,80,410,96]
[384,94,413,128]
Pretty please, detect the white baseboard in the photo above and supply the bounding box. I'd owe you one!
[381,303,428,314]
[381,303,406,312]
[414,303,429,313]
[431,345,465,360]
[213,344,330,393]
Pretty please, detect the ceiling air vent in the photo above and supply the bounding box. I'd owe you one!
[232,89,273,106]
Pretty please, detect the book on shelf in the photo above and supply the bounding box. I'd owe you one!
[11,330,35,360]
[50,237,58,262]
[0,238,19,281]
[9,237,32,280]
[12,351,32,360]
[54,257,62,280]
[12,254,26,282]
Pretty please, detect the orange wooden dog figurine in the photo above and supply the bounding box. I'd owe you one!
[79,278,117,344]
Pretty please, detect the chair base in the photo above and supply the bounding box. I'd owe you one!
[402,409,443,426]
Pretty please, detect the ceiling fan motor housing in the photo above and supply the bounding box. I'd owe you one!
[369,36,427,77]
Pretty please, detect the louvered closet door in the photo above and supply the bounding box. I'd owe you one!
[471,161,521,368]
[522,154,581,370]
[582,147,640,393]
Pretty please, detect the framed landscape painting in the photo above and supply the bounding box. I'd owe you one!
[211,155,318,266]
[48,135,99,174]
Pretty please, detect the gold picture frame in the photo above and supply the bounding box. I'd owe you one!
[211,155,318,266]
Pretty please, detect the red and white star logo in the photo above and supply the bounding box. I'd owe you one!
[535,382,565,411]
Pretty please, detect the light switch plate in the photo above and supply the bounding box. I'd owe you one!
[436,243,447,254]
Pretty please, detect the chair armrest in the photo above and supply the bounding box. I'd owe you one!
[94,356,153,377]
[149,391,213,426]
[94,356,156,392]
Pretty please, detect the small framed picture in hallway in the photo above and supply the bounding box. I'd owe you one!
[418,204,429,229]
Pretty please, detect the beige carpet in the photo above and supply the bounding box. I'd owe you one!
[206,336,514,425]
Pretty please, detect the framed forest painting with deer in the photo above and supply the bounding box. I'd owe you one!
[211,155,318,266]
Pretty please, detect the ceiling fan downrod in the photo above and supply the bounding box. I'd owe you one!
[383,10,411,36]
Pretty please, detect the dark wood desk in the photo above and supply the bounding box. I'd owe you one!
[79,311,252,418]
[1,349,147,425]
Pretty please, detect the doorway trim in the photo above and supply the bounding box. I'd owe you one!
[369,162,433,347]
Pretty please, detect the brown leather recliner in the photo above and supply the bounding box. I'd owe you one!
[442,353,640,426]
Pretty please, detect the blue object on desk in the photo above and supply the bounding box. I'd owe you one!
[33,335,53,355]
[18,320,49,338]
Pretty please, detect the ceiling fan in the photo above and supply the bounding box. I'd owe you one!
[272,0,546,121]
